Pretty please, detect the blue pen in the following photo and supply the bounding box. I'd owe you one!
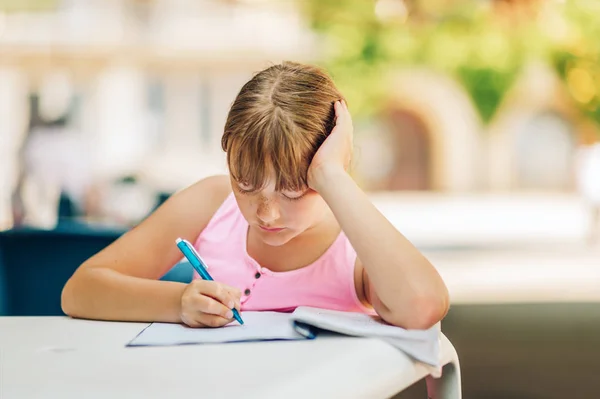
[175,238,244,325]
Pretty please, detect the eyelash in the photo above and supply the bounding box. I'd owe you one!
[282,193,305,202]
[236,187,306,201]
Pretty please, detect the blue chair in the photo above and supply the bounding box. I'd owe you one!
[0,223,124,316]
[0,220,194,316]
[161,261,194,284]
[0,243,7,315]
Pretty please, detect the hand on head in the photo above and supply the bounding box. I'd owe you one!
[307,100,354,190]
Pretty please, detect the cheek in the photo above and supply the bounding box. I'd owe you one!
[283,197,327,225]
[233,194,254,217]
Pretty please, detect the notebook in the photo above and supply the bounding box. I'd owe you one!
[128,306,441,367]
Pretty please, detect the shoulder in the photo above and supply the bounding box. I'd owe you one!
[72,175,233,280]
[186,175,232,206]
[156,175,232,234]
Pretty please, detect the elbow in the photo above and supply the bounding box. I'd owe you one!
[61,277,76,317]
[384,290,450,330]
[61,270,87,318]
[407,292,449,330]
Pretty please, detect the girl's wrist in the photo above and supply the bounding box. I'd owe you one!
[309,163,349,193]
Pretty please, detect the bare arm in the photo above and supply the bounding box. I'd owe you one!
[307,101,448,329]
[61,175,232,323]
[314,167,449,329]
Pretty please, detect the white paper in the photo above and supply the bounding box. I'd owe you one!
[128,311,302,346]
[293,307,438,340]
[292,307,441,367]
[127,307,441,368]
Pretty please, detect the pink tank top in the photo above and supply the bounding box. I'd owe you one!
[193,193,373,313]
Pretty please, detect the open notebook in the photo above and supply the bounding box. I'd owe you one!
[128,307,441,367]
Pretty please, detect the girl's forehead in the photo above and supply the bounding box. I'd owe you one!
[228,147,308,192]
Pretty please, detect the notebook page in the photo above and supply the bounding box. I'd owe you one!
[291,307,441,367]
[292,307,438,340]
[128,311,302,346]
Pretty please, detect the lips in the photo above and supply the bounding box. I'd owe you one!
[258,225,285,232]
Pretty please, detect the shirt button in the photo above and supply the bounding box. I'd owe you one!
[254,272,261,279]
[244,289,251,296]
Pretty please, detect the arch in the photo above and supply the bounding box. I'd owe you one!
[514,110,576,191]
[487,63,582,192]
[381,69,482,191]
[382,109,432,190]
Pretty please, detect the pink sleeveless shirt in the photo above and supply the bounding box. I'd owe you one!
[193,193,373,314]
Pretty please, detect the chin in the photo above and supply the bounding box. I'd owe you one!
[256,228,296,247]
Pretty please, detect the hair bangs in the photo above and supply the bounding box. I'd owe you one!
[226,109,314,193]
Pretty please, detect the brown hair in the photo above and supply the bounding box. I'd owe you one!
[221,61,344,192]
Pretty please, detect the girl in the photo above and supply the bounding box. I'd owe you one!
[61,62,449,329]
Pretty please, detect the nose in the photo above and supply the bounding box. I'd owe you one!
[256,196,280,225]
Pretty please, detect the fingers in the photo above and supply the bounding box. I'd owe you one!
[225,287,242,311]
[184,312,232,328]
[334,100,343,123]
[180,280,243,328]
[334,99,342,114]
[197,314,233,328]
[341,100,352,127]
[182,294,233,327]
[199,294,234,318]
[196,280,240,309]
[334,100,352,127]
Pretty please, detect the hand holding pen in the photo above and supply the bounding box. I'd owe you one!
[177,238,244,328]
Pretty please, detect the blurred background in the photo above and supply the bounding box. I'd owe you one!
[1,0,599,398]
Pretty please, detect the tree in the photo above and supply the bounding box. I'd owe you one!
[302,0,600,133]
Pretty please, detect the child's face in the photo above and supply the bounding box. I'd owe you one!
[230,176,330,247]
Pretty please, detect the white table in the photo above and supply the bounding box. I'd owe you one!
[0,317,461,399]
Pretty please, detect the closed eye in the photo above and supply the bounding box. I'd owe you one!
[235,183,257,195]
[235,183,307,200]
[281,191,308,201]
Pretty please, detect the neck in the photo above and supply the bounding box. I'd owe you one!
[289,209,340,248]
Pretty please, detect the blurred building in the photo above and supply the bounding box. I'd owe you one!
[0,0,314,228]
[1,0,598,229]
[354,62,594,193]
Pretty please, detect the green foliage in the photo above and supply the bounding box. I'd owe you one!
[455,66,518,123]
[302,0,600,129]
[550,0,600,127]
[0,0,58,12]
